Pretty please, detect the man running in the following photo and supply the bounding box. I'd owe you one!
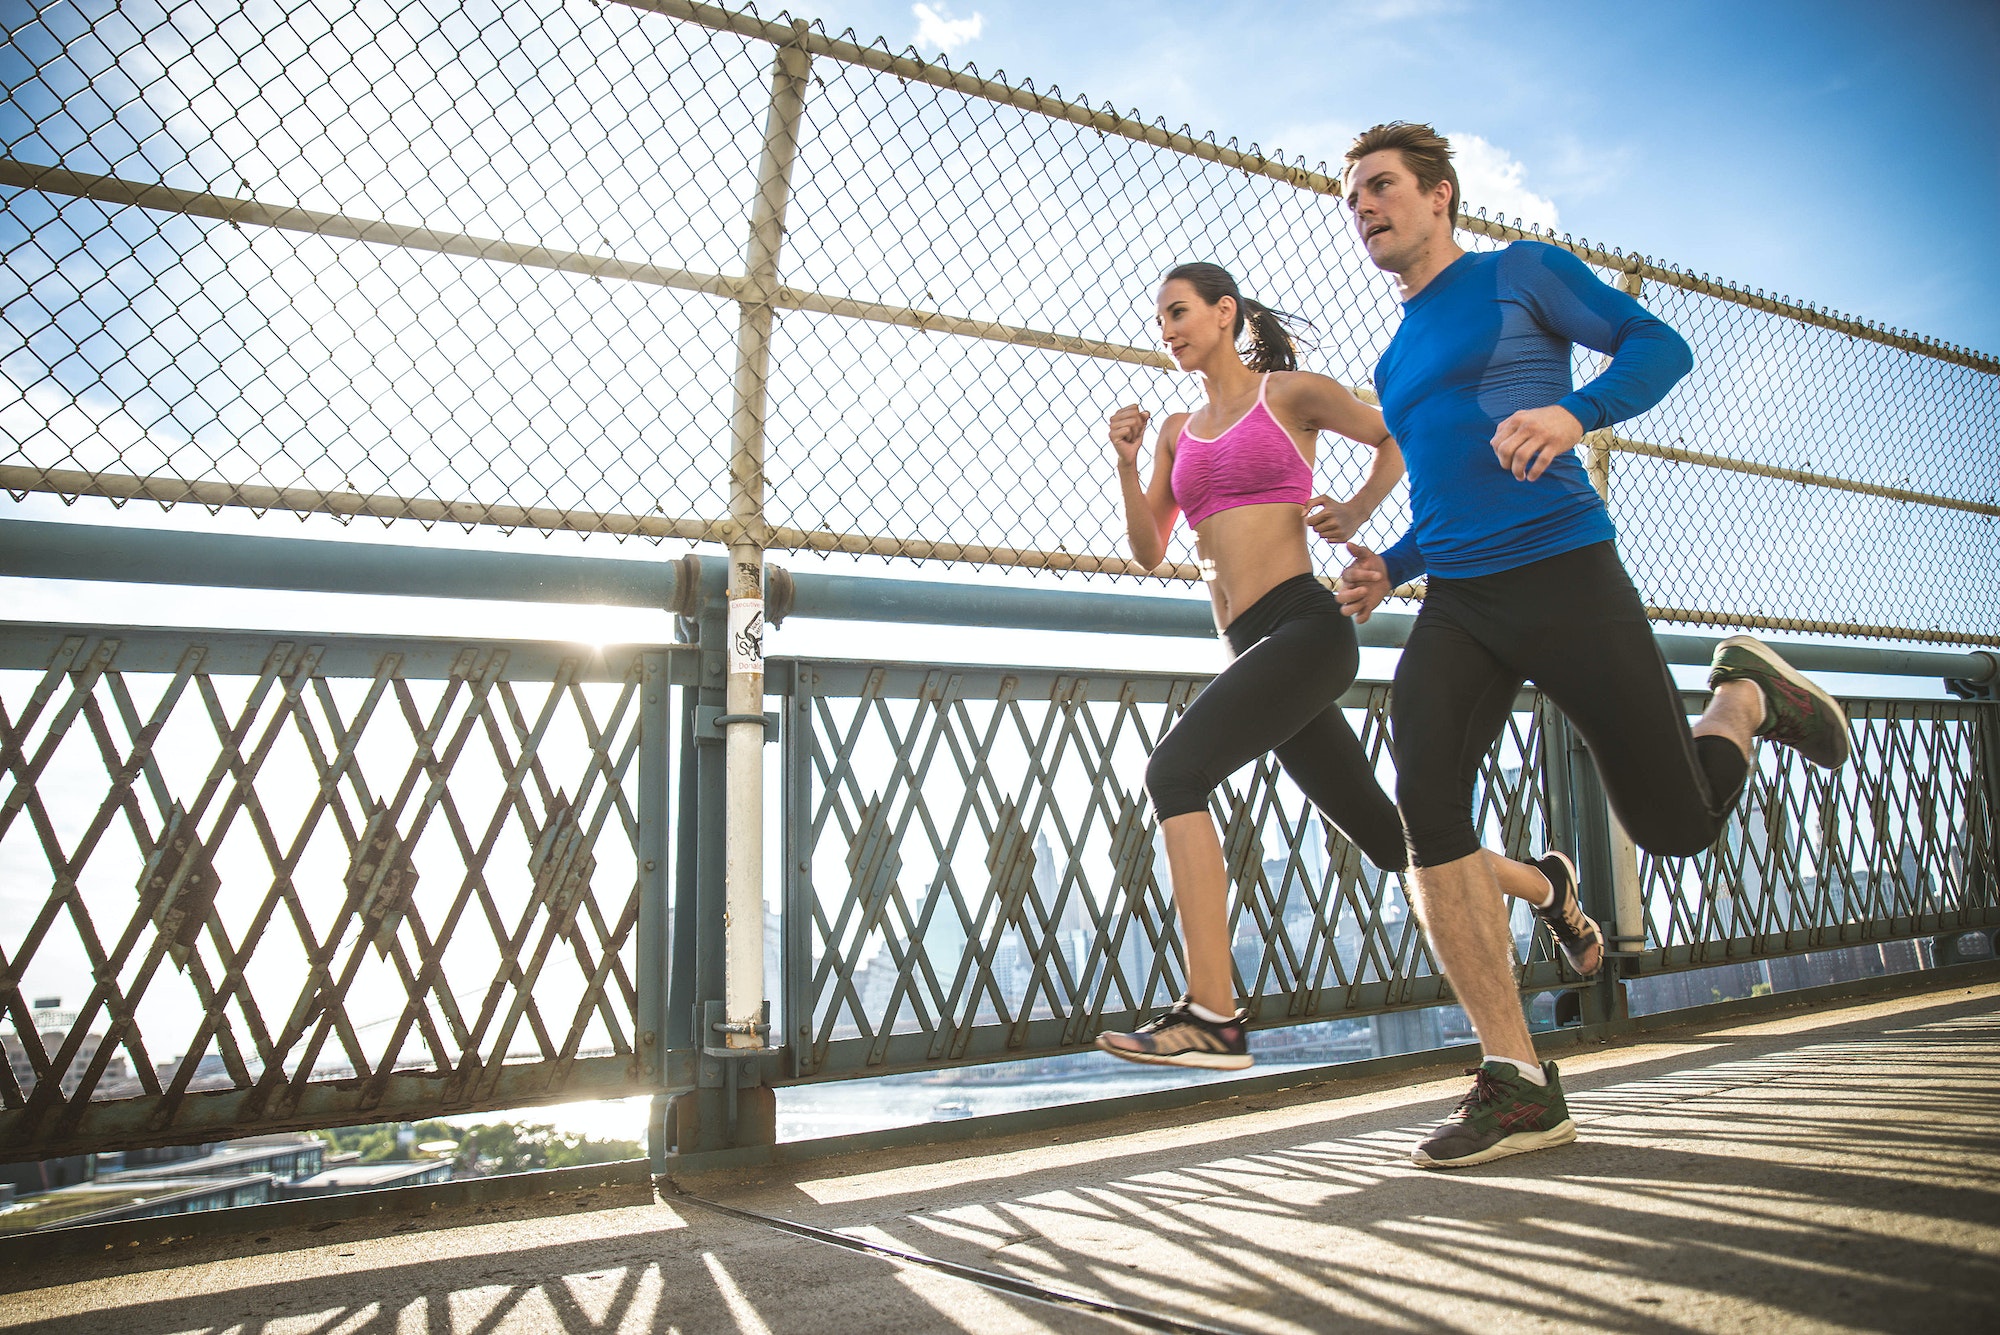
[1334,122,1851,1169]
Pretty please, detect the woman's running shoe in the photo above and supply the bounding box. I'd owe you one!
[1095,998,1251,1069]
[1531,850,1603,976]
[1708,634,1851,768]
[1412,1060,1576,1169]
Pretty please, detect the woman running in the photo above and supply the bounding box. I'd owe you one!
[1094,261,1410,1070]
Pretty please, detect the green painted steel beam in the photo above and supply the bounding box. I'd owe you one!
[0,621,700,682]
[4,519,1995,683]
[0,518,713,612]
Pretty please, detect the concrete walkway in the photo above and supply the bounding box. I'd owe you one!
[5,982,1998,1333]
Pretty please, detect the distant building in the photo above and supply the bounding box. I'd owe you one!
[100,1134,323,1187]
[0,1153,94,1197]
[283,1159,451,1196]
[1,998,131,1100]
[0,1174,273,1236]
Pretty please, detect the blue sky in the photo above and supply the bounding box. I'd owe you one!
[806,0,2000,356]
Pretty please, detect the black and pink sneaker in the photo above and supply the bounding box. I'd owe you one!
[1531,850,1603,977]
[1095,998,1251,1070]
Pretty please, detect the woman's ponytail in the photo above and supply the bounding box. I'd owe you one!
[1238,297,1311,374]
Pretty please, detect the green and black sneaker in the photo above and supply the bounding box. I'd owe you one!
[1709,634,1850,769]
[1411,1060,1576,1169]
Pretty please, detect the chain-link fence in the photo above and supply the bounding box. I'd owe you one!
[4,0,1995,644]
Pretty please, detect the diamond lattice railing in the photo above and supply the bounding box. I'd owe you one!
[775,658,1579,1080]
[1633,693,2000,969]
[0,624,682,1156]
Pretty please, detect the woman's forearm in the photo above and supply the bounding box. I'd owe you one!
[1343,437,1405,521]
[1119,460,1165,568]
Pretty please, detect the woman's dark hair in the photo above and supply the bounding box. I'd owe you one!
[1160,261,1315,374]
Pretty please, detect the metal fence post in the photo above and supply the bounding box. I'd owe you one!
[1974,702,2000,920]
[636,650,673,1173]
[1540,707,1628,1025]
[1572,355,1646,1018]
[678,21,812,1156]
[660,619,706,1157]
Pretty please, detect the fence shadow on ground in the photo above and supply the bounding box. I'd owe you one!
[9,988,1992,1333]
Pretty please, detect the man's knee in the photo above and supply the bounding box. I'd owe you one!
[1395,774,1482,869]
[1399,817,1483,870]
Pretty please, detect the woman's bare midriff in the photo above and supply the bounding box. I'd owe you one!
[1193,502,1315,631]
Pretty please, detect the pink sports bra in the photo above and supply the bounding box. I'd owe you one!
[1169,375,1312,528]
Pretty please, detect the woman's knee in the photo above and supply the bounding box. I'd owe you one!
[1145,743,1212,821]
[1619,809,1723,859]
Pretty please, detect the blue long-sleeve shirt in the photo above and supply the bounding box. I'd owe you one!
[1376,241,1693,587]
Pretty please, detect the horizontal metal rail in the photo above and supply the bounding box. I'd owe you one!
[619,0,1997,374]
[3,161,1991,524]
[0,620,702,681]
[0,464,723,544]
[5,520,1996,678]
[8,461,1995,633]
[0,162,1167,371]
[1598,433,2000,518]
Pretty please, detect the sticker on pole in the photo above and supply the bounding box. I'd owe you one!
[729,598,765,675]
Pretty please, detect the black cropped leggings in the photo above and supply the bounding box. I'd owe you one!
[1146,574,1408,873]
[1392,541,1749,869]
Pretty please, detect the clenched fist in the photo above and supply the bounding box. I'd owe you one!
[1108,404,1152,467]
[1491,404,1583,481]
[1306,494,1367,544]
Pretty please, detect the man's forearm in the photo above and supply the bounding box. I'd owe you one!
[1560,321,1694,432]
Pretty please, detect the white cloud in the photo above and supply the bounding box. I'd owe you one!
[1447,131,1561,230]
[911,3,984,55]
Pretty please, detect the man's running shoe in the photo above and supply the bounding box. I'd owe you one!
[1095,998,1251,1070]
[1708,634,1850,768]
[1531,850,1603,977]
[1412,1060,1576,1169]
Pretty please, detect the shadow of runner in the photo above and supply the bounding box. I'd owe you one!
[715,992,2000,1334]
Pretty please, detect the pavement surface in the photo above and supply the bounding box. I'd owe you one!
[4,981,1998,1333]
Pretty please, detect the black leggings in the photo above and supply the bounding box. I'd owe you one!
[1146,574,1408,873]
[1392,542,1748,869]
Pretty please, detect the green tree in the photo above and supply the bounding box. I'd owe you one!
[309,1119,639,1175]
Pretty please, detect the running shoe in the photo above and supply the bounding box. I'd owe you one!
[1095,998,1251,1070]
[1412,1060,1576,1169]
[1531,850,1603,977]
[1708,634,1851,768]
